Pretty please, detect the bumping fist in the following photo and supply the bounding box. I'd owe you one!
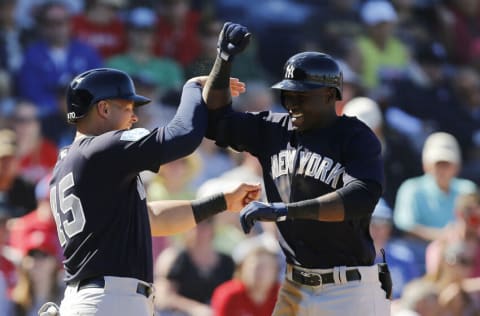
[240,201,288,234]
[217,22,251,62]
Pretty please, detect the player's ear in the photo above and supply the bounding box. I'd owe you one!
[97,100,109,119]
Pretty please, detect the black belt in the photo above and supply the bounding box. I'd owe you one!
[291,267,361,287]
[76,277,153,298]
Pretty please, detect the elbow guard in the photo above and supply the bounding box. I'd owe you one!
[337,179,382,220]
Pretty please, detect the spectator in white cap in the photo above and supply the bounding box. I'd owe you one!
[369,198,422,299]
[393,132,477,273]
[342,96,422,208]
[354,0,409,90]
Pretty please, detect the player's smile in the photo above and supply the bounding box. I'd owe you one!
[283,88,336,131]
[288,109,304,123]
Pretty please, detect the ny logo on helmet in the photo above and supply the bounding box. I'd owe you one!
[285,64,295,79]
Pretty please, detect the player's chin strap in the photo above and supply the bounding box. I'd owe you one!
[38,302,60,316]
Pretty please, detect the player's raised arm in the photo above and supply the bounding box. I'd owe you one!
[202,22,251,110]
[148,183,260,236]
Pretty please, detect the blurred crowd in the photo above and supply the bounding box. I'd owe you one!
[0,0,479,315]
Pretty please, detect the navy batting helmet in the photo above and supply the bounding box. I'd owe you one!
[66,68,151,123]
[271,52,343,100]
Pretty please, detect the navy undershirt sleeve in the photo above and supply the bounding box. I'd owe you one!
[337,179,382,220]
[157,82,208,163]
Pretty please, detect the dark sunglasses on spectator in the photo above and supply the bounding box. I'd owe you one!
[27,249,51,259]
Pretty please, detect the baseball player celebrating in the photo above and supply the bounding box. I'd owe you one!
[47,67,259,316]
[203,22,392,315]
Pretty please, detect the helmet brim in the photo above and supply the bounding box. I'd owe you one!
[271,79,327,92]
[130,95,151,107]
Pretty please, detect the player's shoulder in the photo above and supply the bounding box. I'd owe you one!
[83,128,151,146]
[335,115,376,138]
[338,114,370,129]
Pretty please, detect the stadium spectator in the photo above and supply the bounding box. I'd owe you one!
[211,241,280,316]
[106,6,184,92]
[10,228,63,316]
[393,132,477,275]
[154,216,234,316]
[426,191,480,278]
[153,0,202,66]
[0,129,36,217]
[392,278,442,316]
[10,101,57,184]
[355,0,410,91]
[71,0,127,59]
[369,198,423,299]
[16,1,102,118]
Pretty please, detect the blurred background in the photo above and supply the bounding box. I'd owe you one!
[0,0,480,315]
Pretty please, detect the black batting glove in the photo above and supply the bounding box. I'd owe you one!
[240,201,288,234]
[217,22,251,62]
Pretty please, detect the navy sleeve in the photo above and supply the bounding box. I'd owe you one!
[342,123,384,188]
[83,82,208,173]
[206,107,288,156]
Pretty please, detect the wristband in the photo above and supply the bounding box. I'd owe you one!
[191,193,227,223]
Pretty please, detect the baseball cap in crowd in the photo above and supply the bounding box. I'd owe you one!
[22,230,59,258]
[231,233,280,265]
[343,97,383,131]
[360,1,398,26]
[0,129,16,158]
[422,132,461,165]
[127,6,157,30]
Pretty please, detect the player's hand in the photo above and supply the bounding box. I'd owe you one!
[240,201,288,234]
[224,183,261,211]
[230,77,246,97]
[188,76,245,97]
[217,22,251,62]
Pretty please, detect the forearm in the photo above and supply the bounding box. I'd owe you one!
[287,192,345,222]
[202,56,233,110]
[148,193,227,236]
[161,82,208,161]
[148,201,196,236]
[287,180,381,222]
[408,225,443,241]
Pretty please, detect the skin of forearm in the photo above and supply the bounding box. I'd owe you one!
[147,201,196,236]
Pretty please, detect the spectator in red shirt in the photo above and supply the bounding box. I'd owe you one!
[153,0,201,66]
[10,101,58,185]
[71,0,127,59]
[8,173,61,264]
[0,204,17,299]
[211,240,281,316]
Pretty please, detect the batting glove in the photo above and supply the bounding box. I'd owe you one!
[240,201,288,234]
[217,22,251,62]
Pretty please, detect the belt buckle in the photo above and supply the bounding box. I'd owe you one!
[299,270,322,287]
